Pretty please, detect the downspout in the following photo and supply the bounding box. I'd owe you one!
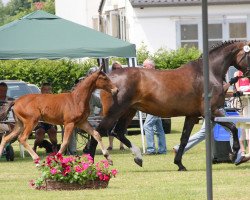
[98,0,106,32]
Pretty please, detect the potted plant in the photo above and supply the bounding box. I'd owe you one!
[30,153,118,190]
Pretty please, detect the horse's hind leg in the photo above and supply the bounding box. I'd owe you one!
[174,116,198,171]
[18,121,40,162]
[0,121,22,157]
[78,121,112,165]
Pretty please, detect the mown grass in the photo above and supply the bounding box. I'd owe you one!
[0,117,249,200]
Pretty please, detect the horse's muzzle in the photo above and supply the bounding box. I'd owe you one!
[111,87,119,96]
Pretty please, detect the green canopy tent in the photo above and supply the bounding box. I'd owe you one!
[0,10,136,60]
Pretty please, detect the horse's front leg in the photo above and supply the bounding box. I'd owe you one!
[78,121,112,165]
[113,109,143,167]
[174,116,198,171]
[217,121,239,162]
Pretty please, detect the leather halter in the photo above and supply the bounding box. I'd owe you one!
[236,44,250,77]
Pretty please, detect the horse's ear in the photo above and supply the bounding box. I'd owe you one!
[99,64,104,72]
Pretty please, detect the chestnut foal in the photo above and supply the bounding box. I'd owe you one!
[0,69,118,164]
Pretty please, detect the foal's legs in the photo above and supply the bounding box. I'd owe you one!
[58,123,74,154]
[78,121,112,165]
[174,116,198,171]
[18,120,40,161]
[0,121,22,157]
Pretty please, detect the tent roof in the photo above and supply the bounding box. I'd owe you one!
[0,10,136,60]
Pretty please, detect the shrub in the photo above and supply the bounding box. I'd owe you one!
[0,59,97,93]
[153,46,201,70]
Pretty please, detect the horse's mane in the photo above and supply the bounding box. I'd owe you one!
[72,73,92,91]
[199,40,244,59]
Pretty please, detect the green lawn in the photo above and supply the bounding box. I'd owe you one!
[0,117,249,200]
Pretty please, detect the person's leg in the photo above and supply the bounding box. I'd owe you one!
[239,130,246,155]
[119,141,125,150]
[143,114,156,154]
[173,121,206,153]
[108,136,114,150]
[155,117,166,154]
[67,129,77,155]
[246,130,250,155]
[33,128,46,153]
[47,126,58,153]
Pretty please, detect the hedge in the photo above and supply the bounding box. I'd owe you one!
[0,46,201,92]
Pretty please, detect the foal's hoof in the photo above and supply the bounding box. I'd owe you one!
[134,158,143,167]
[108,160,113,166]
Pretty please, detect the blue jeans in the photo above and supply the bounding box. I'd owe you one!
[143,114,167,154]
[173,121,242,164]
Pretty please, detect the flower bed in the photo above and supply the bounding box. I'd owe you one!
[30,153,117,190]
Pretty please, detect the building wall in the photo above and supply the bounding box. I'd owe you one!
[128,4,250,52]
[55,0,99,27]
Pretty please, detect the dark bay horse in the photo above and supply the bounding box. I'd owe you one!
[0,69,118,164]
[87,41,250,171]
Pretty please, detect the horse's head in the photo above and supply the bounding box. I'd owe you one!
[234,41,250,77]
[94,70,118,96]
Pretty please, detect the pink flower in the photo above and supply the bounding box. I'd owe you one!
[29,180,35,187]
[62,157,74,164]
[82,163,89,170]
[56,153,63,161]
[50,168,57,175]
[75,165,83,173]
[103,174,110,181]
[84,154,93,163]
[97,172,104,180]
[62,166,71,176]
[111,169,118,176]
[46,156,53,166]
[101,160,109,168]
[34,157,40,164]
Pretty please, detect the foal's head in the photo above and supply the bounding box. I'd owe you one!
[91,70,118,96]
[233,41,250,77]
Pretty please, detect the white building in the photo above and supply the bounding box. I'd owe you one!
[55,0,250,53]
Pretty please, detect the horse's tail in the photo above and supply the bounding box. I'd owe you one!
[0,101,15,121]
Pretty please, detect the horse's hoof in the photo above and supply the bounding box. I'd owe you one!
[229,153,237,163]
[134,158,143,167]
[178,167,187,171]
[108,160,113,166]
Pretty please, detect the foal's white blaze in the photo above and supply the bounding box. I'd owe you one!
[130,143,142,159]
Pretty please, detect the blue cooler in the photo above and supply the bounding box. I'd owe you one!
[213,109,241,163]
[213,110,241,141]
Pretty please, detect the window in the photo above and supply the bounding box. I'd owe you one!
[180,24,198,48]
[179,20,247,49]
[229,22,247,40]
[103,9,128,41]
[208,24,223,48]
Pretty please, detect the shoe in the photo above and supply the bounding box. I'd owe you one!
[120,146,125,151]
[143,152,156,155]
[157,152,166,155]
[235,156,250,166]
[107,146,113,151]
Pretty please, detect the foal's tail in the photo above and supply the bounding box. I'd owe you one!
[0,101,15,121]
